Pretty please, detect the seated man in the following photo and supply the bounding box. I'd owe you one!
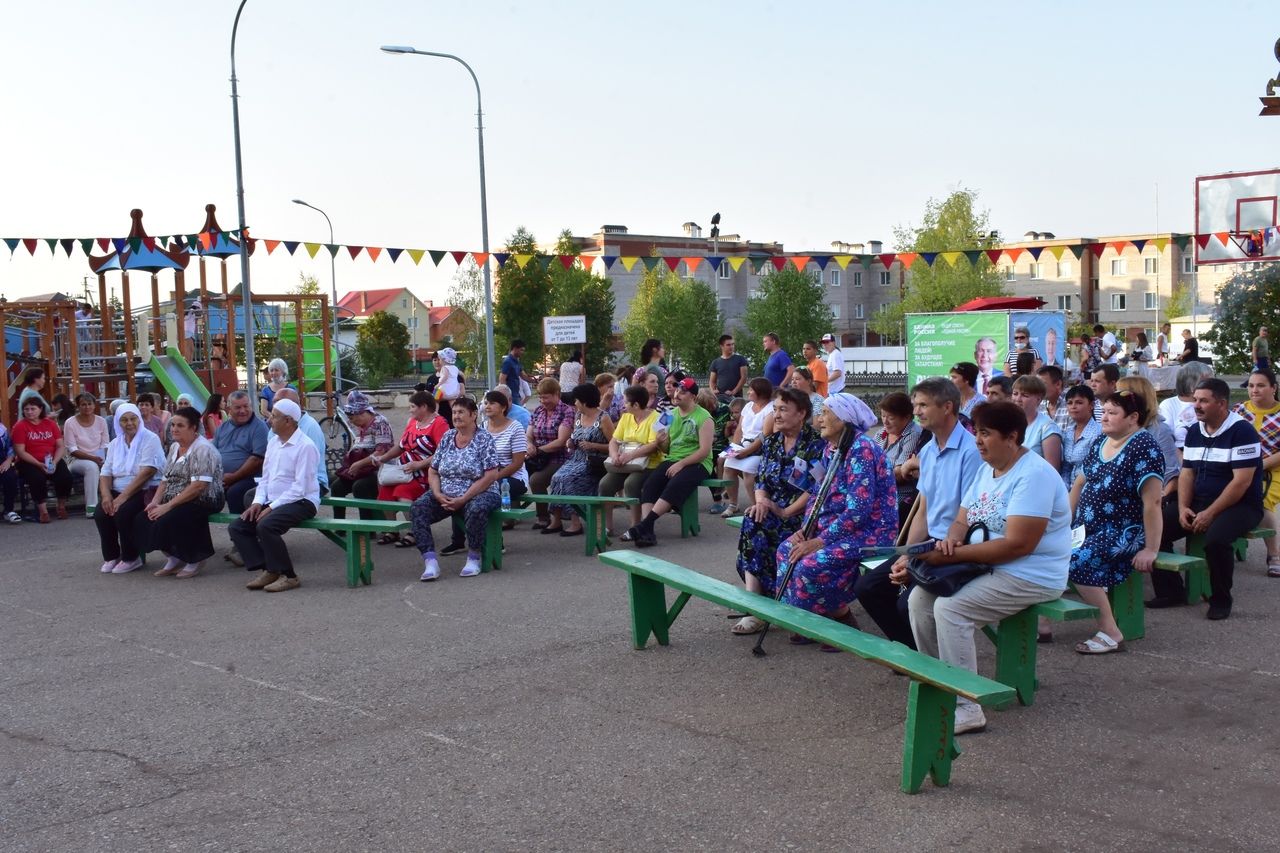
[213,390,268,565]
[1149,378,1264,620]
[229,399,320,593]
[271,388,329,495]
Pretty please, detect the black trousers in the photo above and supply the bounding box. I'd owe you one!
[137,502,219,565]
[225,478,257,514]
[330,473,378,519]
[93,491,148,561]
[1154,498,1263,607]
[18,459,72,503]
[852,562,916,649]
[0,466,16,513]
[228,499,318,577]
[640,461,707,509]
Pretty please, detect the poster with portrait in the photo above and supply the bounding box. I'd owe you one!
[905,312,1009,388]
[1008,312,1068,371]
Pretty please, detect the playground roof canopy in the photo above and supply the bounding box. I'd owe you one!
[87,209,190,274]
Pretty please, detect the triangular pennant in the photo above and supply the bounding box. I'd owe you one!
[304,242,321,258]
[641,256,661,272]
[1215,231,1231,246]
[727,256,748,272]
[877,253,897,269]
[1088,244,1106,258]
[142,237,156,252]
[186,234,199,250]
[97,238,111,252]
[811,255,832,270]
[941,251,964,267]
[58,238,75,255]
[1195,234,1212,249]
[857,255,874,269]
[407,249,426,265]
[831,254,853,269]
[367,247,383,263]
[536,255,552,272]
[577,255,593,271]
[114,238,129,253]
[471,251,488,267]
[1152,238,1169,252]
[1067,245,1084,260]
[3,238,19,254]
[684,257,702,273]
[705,255,725,272]
[601,255,617,270]
[347,245,365,260]
[963,250,983,266]
[78,238,94,255]
[897,252,919,269]
[920,252,938,267]
[1025,246,1043,260]
[283,241,300,255]
[22,238,38,255]
[387,247,403,263]
[765,257,784,272]
[172,235,187,250]
[618,256,640,272]
[127,237,141,253]
[984,249,1003,265]
[264,239,280,255]
[1007,247,1027,261]
[1046,246,1066,261]
[429,250,448,266]
[560,254,577,270]
[44,238,59,254]
[751,257,769,274]
[513,254,533,268]
[1108,241,1129,255]
[324,244,339,258]
[1131,239,1147,255]
[791,255,811,272]
[451,250,469,266]
[663,256,682,272]
[1174,235,1191,251]
[492,252,509,268]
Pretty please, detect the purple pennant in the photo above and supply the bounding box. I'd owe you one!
[493,252,509,268]
[112,238,128,253]
[601,255,617,270]
[283,241,300,255]
[811,255,831,270]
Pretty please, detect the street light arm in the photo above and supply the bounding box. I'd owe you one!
[380,46,483,115]
[231,0,249,72]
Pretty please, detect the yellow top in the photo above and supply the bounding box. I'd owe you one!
[613,410,665,469]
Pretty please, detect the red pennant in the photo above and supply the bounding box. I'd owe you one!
[559,254,576,270]
[684,257,703,273]
[22,238,37,255]
[664,256,682,272]
[770,257,787,272]
[1088,243,1106,258]
[470,251,487,267]
[984,249,1003,265]
[264,239,280,255]
[1194,234,1210,249]
[898,252,919,269]
[877,253,896,269]
[97,237,110,252]
[142,237,156,251]
[450,250,469,265]
[347,245,364,260]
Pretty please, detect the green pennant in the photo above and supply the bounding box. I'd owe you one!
[641,256,661,272]
[536,254,553,272]
[857,254,873,269]
[79,238,94,256]
[750,256,768,274]
[428,250,447,266]
[44,238,58,254]
[128,237,142,253]
[1173,235,1190,251]
[963,250,982,266]
[188,234,200,250]
[159,236,170,248]
[325,243,339,258]
[1067,245,1084,260]
[3,238,18,254]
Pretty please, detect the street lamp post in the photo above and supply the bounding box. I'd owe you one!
[292,199,343,389]
[380,44,497,389]
[230,0,257,402]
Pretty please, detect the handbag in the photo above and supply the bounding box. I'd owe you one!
[605,441,648,474]
[907,522,995,597]
[377,461,413,486]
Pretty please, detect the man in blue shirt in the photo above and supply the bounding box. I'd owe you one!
[762,333,794,389]
[855,377,982,648]
[214,390,270,514]
[500,340,529,405]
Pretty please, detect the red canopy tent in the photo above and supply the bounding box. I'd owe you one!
[953,296,1046,312]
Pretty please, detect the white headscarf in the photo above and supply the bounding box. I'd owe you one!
[110,403,146,478]
[822,393,878,432]
[438,347,457,365]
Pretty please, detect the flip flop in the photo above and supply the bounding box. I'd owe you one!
[394,534,417,548]
[731,615,766,635]
[1074,631,1124,655]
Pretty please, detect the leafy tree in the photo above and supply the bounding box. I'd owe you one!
[355,310,410,389]
[294,272,324,335]
[741,268,833,372]
[447,259,491,382]
[621,265,723,375]
[1201,263,1280,373]
[494,227,553,367]
[1166,281,1194,320]
[871,188,1005,343]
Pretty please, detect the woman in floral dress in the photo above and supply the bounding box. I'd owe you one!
[545,383,615,536]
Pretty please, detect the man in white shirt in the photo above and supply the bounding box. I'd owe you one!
[1093,323,1120,364]
[820,333,844,392]
[271,388,329,494]
[230,399,320,593]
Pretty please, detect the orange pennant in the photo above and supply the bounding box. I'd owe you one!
[579,255,594,271]
[1109,241,1129,254]
[897,252,918,269]
[366,247,382,262]
[471,252,488,268]
[684,257,702,273]
[264,239,280,255]
[1215,231,1231,246]
[791,256,811,271]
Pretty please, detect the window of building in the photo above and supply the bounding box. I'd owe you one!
[878,271,892,286]
[1111,259,1128,276]
[718,261,730,280]
[1182,255,1194,275]
[853,271,863,287]
[401,299,408,308]
[1003,265,1016,281]
[1057,260,1073,278]
[1111,293,1127,311]
[1144,257,1158,275]
[1056,295,1072,311]
[854,304,864,320]
[879,302,892,314]
[1144,292,1158,310]
[830,304,842,320]
[1029,262,1043,280]
[829,269,841,287]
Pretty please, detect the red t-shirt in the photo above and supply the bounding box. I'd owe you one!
[398,415,450,480]
[12,417,62,462]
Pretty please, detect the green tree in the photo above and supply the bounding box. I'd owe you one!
[1201,263,1280,373]
[741,268,833,372]
[447,259,490,382]
[871,188,1006,343]
[494,227,553,367]
[547,229,616,376]
[621,265,723,374]
[294,272,323,335]
[1166,280,1194,320]
[355,310,411,389]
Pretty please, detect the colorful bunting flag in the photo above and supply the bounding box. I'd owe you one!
[791,256,811,271]
[727,257,747,272]
[832,255,853,270]
[471,252,487,267]
[1195,234,1211,249]
[941,251,964,267]
[963,250,982,266]
[898,252,919,269]
[705,255,724,272]
[407,249,426,265]
[264,240,280,255]
[79,238,93,255]
[984,249,1003,265]
[1131,239,1147,254]
[618,257,639,272]
[559,255,576,270]
[347,246,364,260]
[387,248,404,263]
[1026,246,1043,261]
[1088,244,1106,259]
[601,255,617,270]
[513,254,533,268]
[1152,238,1169,252]
[283,241,299,256]
[367,247,383,263]
[429,250,447,266]
[44,238,58,254]
[450,250,469,266]
[641,257,661,272]
[536,255,552,272]
[3,238,18,254]
[685,257,702,273]
[812,255,831,270]
[769,257,787,272]
[492,252,508,268]
[919,252,938,267]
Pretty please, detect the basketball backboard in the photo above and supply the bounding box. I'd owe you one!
[1195,168,1280,264]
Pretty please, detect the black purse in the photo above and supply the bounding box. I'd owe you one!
[907,522,995,597]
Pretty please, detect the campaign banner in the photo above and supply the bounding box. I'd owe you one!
[1009,312,1068,372]
[905,312,1009,388]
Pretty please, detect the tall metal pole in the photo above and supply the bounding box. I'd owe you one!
[380,46,497,389]
[231,0,256,402]
[292,199,342,389]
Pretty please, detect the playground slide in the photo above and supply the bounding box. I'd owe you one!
[148,347,210,409]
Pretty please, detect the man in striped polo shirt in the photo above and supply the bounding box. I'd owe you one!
[1149,377,1264,620]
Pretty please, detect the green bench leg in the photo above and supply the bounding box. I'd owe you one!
[628,574,671,648]
[1109,572,1145,641]
[582,505,608,556]
[483,513,503,572]
[991,610,1039,707]
[344,531,374,587]
[679,492,700,538]
[901,681,960,793]
[1185,537,1213,604]
[1233,537,1248,562]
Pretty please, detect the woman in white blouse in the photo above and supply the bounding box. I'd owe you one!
[63,392,109,516]
[94,403,165,574]
[719,377,776,517]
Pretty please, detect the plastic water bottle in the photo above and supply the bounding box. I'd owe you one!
[500,480,511,509]
[43,453,54,474]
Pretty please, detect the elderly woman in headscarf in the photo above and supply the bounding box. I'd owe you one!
[330,389,395,520]
[433,347,464,425]
[773,393,898,645]
[94,403,166,574]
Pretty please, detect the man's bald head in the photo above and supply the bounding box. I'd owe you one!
[273,388,301,407]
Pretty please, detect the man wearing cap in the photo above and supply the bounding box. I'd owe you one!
[821,334,844,392]
[272,388,329,495]
[230,398,321,593]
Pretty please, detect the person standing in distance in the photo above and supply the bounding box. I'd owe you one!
[501,340,533,405]
[820,334,844,392]
[762,333,794,390]
[707,335,748,399]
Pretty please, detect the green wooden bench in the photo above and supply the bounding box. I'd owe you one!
[676,478,732,538]
[208,511,407,587]
[980,597,1098,708]
[519,494,638,555]
[1100,552,1207,641]
[322,496,533,572]
[597,550,1015,794]
[1185,527,1275,603]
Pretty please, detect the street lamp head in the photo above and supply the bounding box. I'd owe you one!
[380,45,416,54]
[291,199,308,206]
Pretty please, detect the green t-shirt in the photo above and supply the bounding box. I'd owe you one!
[667,405,713,473]
[1254,336,1270,360]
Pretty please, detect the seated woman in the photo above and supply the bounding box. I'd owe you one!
[627,375,715,548]
[908,401,1072,735]
[0,421,21,524]
[136,407,226,578]
[1117,375,1180,495]
[1068,391,1164,654]
[1060,385,1102,489]
[545,383,614,536]
[330,390,394,520]
[371,391,450,546]
[875,390,925,530]
[440,390,531,555]
[1233,369,1280,575]
[12,397,73,523]
[524,377,574,529]
[1011,375,1062,472]
[731,388,828,635]
[774,393,897,647]
[201,394,224,440]
[599,385,664,539]
[63,392,110,517]
[94,403,165,573]
[411,397,502,581]
[720,377,775,517]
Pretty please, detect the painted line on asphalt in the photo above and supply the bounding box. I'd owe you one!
[400,583,468,620]
[1130,648,1280,679]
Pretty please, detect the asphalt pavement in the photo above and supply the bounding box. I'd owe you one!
[3,503,1280,852]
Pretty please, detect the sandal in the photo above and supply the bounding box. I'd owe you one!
[1074,631,1124,655]
[377,532,400,545]
[394,533,417,548]
[731,615,766,635]
[1267,562,1280,578]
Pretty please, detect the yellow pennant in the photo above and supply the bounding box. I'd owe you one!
[407,249,426,265]
[514,254,533,269]
[832,255,853,269]
[304,242,321,259]
[618,256,640,272]
[1152,238,1169,252]
[941,251,964,267]
[726,256,748,272]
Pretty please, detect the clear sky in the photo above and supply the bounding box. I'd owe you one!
[1,0,1276,307]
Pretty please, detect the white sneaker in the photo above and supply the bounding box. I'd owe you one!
[100,560,118,573]
[460,558,482,578]
[953,703,987,735]
[420,559,441,582]
[4,511,21,524]
[111,558,143,574]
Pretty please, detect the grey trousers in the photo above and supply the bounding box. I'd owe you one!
[908,569,1061,708]
[228,499,317,577]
